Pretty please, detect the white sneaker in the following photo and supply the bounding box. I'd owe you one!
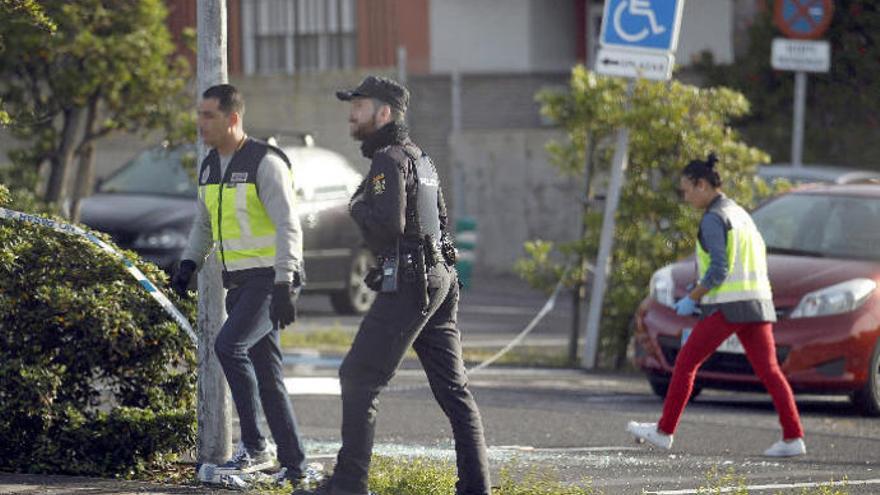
[763,437,806,457]
[626,421,673,450]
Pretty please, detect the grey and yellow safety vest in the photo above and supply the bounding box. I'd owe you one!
[198,138,293,273]
[696,196,773,305]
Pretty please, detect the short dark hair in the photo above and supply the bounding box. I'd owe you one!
[370,97,405,123]
[202,84,245,116]
[682,152,722,188]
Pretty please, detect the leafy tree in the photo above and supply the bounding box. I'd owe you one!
[516,67,772,368]
[0,0,56,124]
[694,0,880,168]
[0,0,193,220]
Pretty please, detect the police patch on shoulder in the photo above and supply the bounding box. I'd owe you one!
[200,167,211,185]
[371,173,386,195]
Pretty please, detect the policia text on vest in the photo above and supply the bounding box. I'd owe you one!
[324,76,493,495]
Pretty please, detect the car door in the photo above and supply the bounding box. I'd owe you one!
[288,147,362,291]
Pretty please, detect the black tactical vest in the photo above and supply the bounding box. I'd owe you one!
[198,138,291,187]
[402,144,441,243]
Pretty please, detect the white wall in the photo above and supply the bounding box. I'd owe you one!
[676,0,734,64]
[430,0,532,73]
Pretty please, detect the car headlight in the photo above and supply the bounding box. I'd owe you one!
[650,265,675,308]
[133,229,188,249]
[790,278,876,318]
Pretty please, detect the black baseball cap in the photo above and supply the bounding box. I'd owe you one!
[336,75,409,114]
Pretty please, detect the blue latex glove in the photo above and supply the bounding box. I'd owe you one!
[674,296,697,316]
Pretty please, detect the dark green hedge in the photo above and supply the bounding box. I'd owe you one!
[0,184,198,476]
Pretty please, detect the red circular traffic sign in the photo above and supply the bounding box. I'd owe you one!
[774,0,834,40]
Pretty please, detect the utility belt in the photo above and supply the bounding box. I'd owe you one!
[365,235,451,312]
[221,266,274,289]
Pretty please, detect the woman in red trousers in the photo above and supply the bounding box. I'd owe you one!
[626,153,806,457]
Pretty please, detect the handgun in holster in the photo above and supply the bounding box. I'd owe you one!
[416,234,446,312]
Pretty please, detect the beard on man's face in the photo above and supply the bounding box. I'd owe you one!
[350,116,378,141]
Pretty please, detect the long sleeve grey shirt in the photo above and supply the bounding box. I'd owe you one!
[182,150,303,284]
[697,211,729,290]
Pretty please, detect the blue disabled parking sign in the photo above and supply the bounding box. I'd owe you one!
[600,0,686,53]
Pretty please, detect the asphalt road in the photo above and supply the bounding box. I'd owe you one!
[289,369,880,494]
[280,275,880,494]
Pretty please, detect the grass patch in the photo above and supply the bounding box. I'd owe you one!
[280,326,354,351]
[134,458,852,495]
[369,456,458,494]
[281,328,573,368]
[368,456,600,495]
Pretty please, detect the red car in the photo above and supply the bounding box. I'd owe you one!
[633,183,880,416]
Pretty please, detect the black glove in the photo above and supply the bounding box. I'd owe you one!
[364,266,383,292]
[270,276,302,328]
[171,259,197,297]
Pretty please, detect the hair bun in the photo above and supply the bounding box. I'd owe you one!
[705,152,718,169]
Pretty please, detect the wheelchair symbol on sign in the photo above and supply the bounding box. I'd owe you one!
[614,0,667,42]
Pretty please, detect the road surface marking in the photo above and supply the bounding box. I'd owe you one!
[284,377,340,395]
[646,477,880,494]
[495,445,643,452]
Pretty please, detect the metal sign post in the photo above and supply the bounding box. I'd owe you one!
[581,89,631,369]
[771,0,834,170]
[791,71,807,170]
[583,0,685,369]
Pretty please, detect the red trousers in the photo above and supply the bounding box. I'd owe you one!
[658,311,804,440]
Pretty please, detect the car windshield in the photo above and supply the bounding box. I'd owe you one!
[753,193,880,261]
[98,146,197,197]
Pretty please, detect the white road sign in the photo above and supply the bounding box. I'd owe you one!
[771,38,831,73]
[595,47,674,81]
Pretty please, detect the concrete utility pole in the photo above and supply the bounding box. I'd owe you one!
[196,0,232,465]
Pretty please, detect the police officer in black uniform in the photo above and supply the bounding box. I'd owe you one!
[299,76,491,495]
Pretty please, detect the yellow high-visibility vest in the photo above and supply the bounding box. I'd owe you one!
[198,138,291,272]
[696,197,773,304]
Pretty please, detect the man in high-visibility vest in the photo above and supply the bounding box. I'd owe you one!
[172,84,308,483]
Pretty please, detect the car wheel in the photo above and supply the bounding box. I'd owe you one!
[852,339,880,417]
[647,374,702,401]
[329,248,376,315]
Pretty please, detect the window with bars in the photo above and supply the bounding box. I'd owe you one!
[242,0,357,74]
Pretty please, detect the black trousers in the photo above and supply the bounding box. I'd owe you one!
[331,264,491,495]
